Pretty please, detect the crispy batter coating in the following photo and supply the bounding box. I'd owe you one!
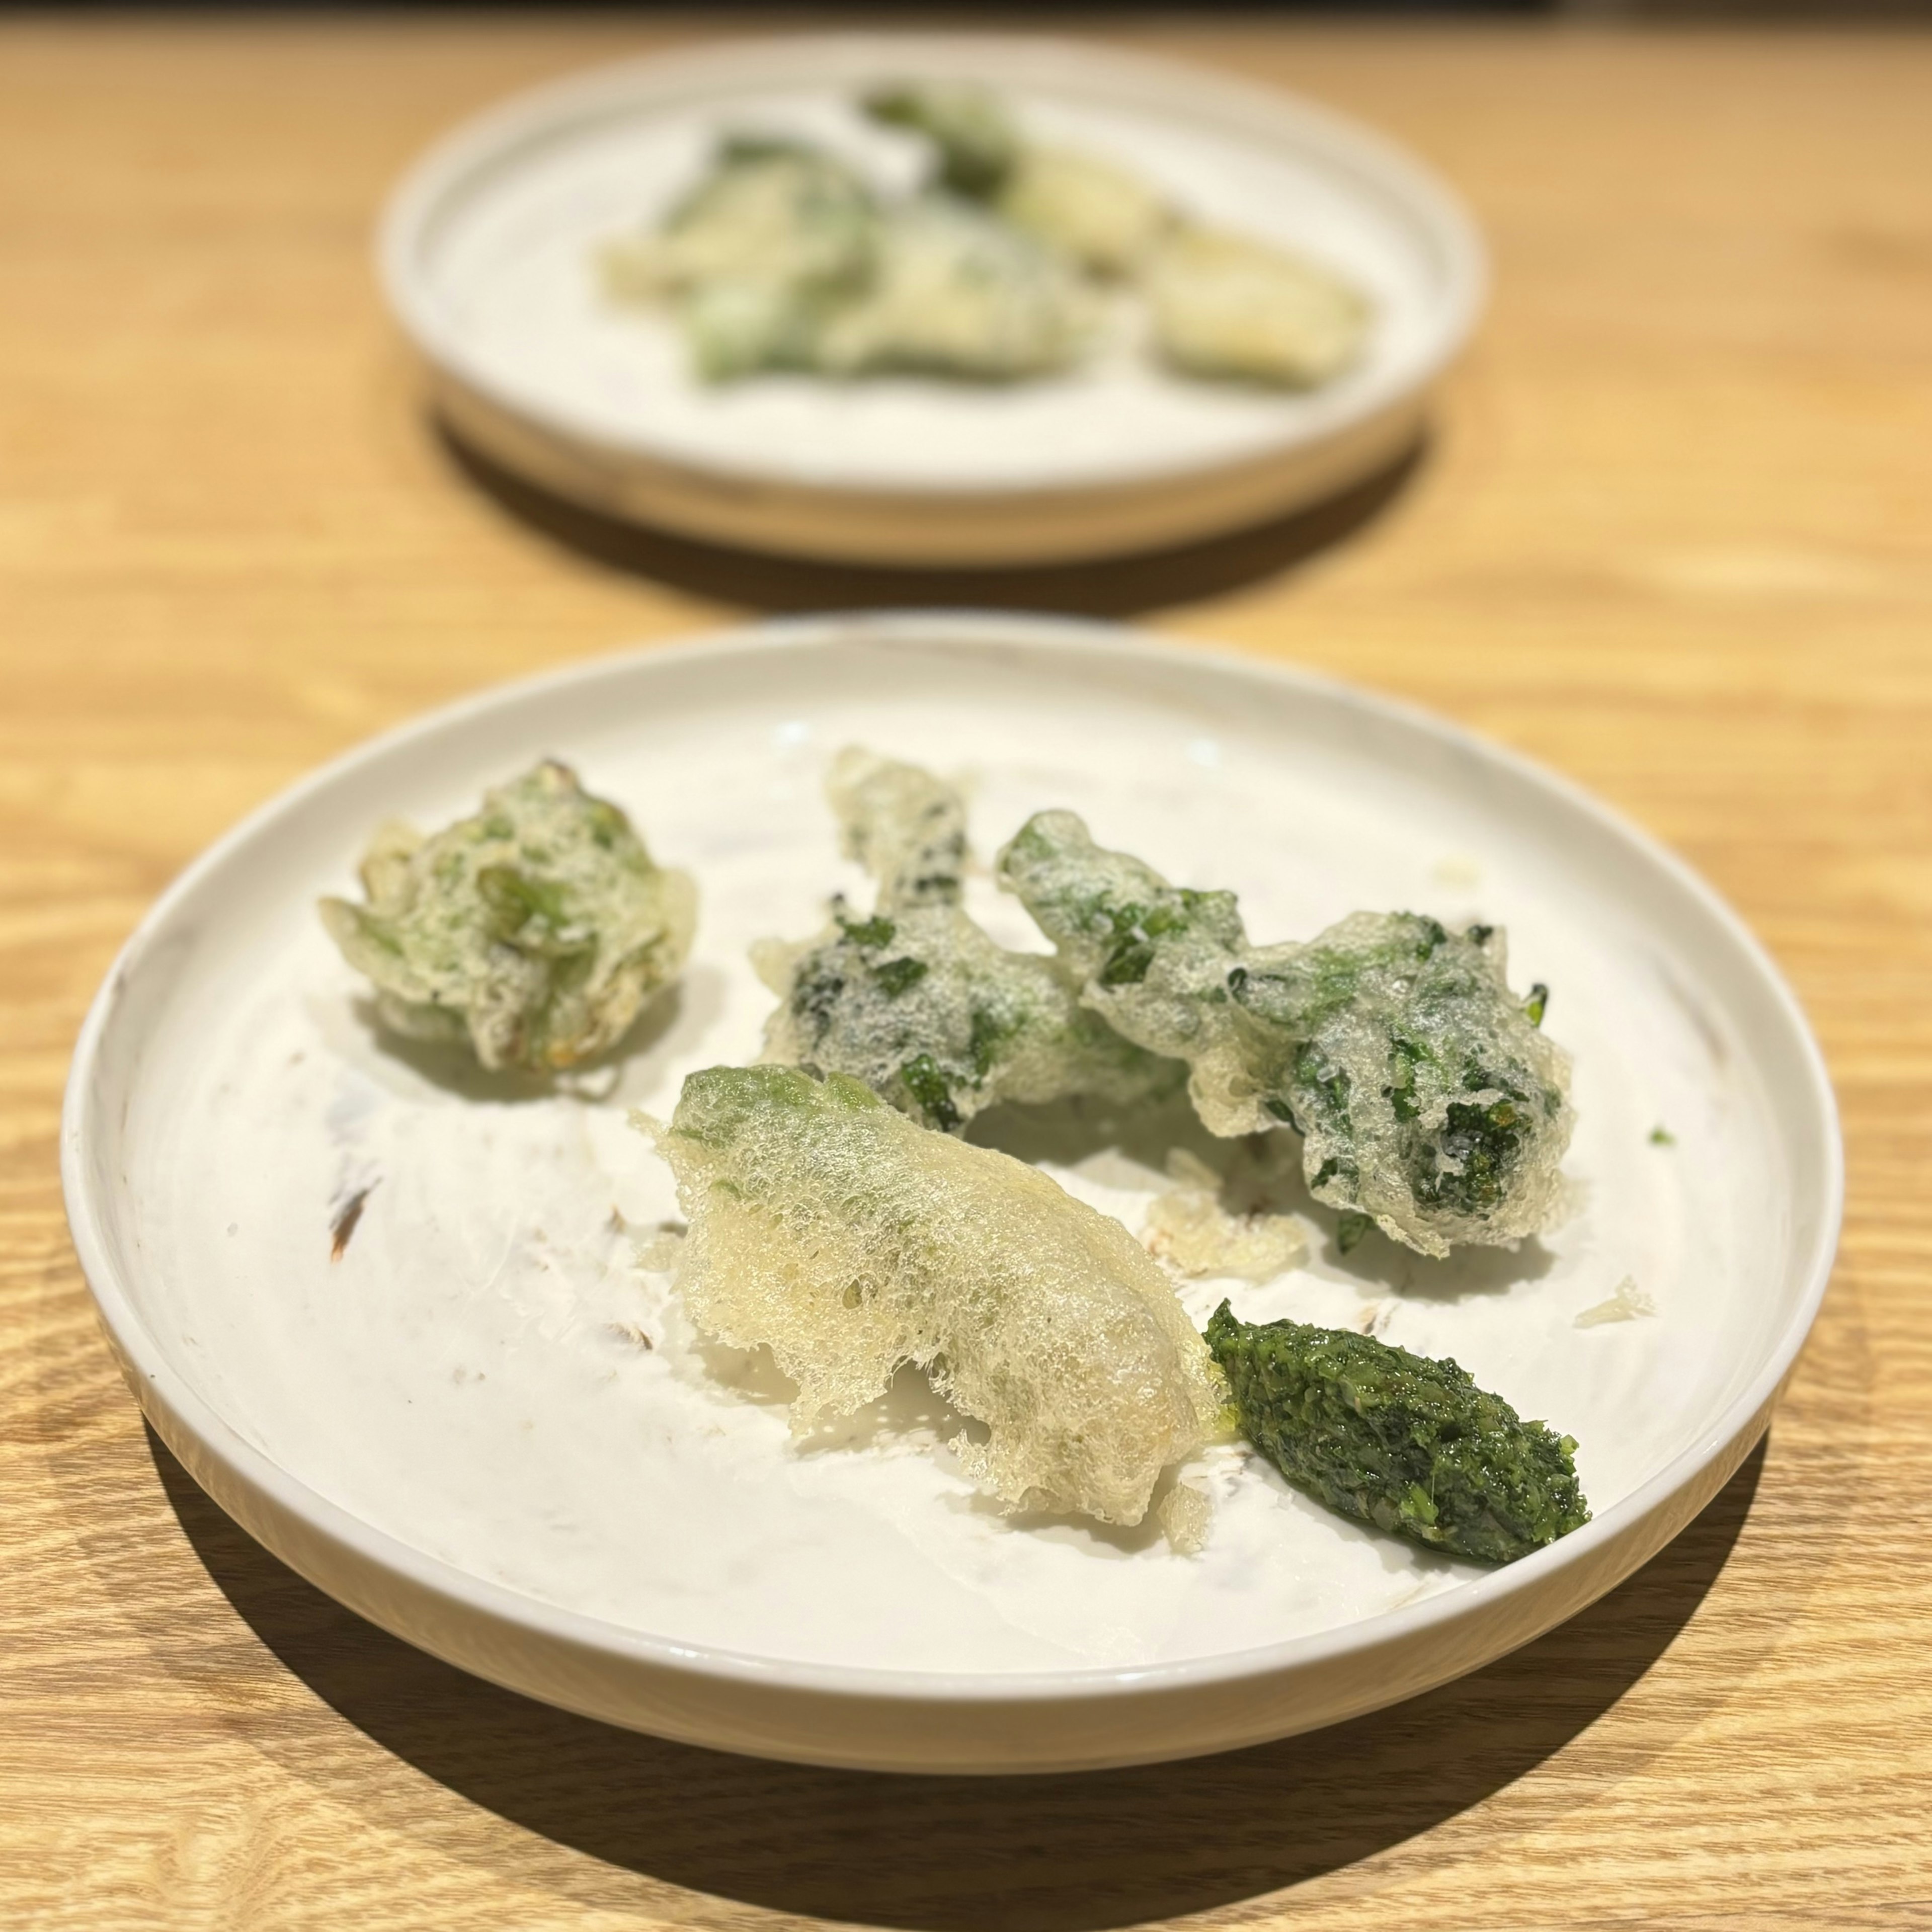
[862,79,1021,198]
[651,1066,1225,1527]
[812,194,1096,380]
[825,746,967,912]
[609,91,1369,392]
[600,137,880,381]
[862,78,1172,276]
[756,754,1181,1131]
[320,760,695,1073]
[604,131,1092,382]
[1143,226,1370,388]
[1143,1150,1309,1281]
[998,810,1573,1257]
[998,146,1174,277]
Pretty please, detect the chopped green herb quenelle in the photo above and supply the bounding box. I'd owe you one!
[319,760,696,1073]
[755,751,1182,1132]
[1205,1302,1588,1564]
[998,810,1574,1256]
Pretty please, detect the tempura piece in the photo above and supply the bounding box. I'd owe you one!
[603,136,877,299]
[862,78,1171,277]
[999,147,1173,277]
[672,280,827,385]
[1143,226,1370,388]
[320,760,696,1073]
[600,136,879,380]
[756,754,1181,1132]
[651,1066,1225,1528]
[1206,1301,1588,1564]
[814,195,1096,380]
[862,80,1020,197]
[756,902,1179,1133]
[998,811,1573,1257]
[825,745,967,912]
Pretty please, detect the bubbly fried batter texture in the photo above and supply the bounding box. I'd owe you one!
[650,1066,1226,1528]
[599,137,880,380]
[1144,1150,1309,1281]
[756,753,1182,1133]
[863,79,1172,276]
[607,132,1094,383]
[1206,1301,1588,1564]
[998,810,1573,1257]
[607,87,1369,393]
[812,194,1096,380]
[825,746,967,911]
[1143,226,1370,388]
[999,146,1174,276]
[861,79,1021,198]
[319,760,696,1073]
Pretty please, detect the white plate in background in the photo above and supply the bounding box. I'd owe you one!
[63,616,1838,1772]
[380,36,1485,564]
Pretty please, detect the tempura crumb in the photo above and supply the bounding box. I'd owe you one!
[1575,1276,1657,1328]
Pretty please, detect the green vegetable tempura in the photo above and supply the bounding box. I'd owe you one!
[755,751,1181,1133]
[603,128,1092,383]
[599,137,880,381]
[320,760,696,1073]
[649,1065,1224,1532]
[604,83,1366,389]
[1142,225,1371,388]
[811,193,1096,381]
[1205,1301,1588,1564]
[998,810,1573,1256]
[862,80,1021,199]
[863,79,1172,276]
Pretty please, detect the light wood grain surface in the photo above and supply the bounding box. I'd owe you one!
[4,16,1929,1929]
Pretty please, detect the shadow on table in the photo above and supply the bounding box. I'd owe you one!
[150,1426,1764,1931]
[436,418,1427,619]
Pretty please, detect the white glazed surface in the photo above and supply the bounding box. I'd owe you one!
[383,35,1480,498]
[66,618,1837,1755]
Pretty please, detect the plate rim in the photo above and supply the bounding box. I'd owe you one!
[375,30,1489,506]
[61,612,1842,1721]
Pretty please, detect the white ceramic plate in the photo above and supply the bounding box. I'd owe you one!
[379,35,1484,565]
[63,616,1838,1774]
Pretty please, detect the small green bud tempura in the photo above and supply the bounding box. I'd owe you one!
[1205,1301,1588,1564]
[650,1066,1225,1532]
[599,137,881,381]
[320,760,696,1073]
[825,745,967,913]
[862,78,1172,277]
[998,810,1573,1257]
[812,195,1097,381]
[862,80,1021,198]
[755,753,1182,1133]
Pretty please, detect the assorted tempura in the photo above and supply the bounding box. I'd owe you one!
[324,742,1590,1563]
[600,78,1373,390]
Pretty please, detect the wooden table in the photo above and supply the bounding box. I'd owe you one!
[5,16,1928,1928]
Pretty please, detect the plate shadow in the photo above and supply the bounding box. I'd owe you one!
[148,1427,1765,1931]
[437,418,1428,619]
